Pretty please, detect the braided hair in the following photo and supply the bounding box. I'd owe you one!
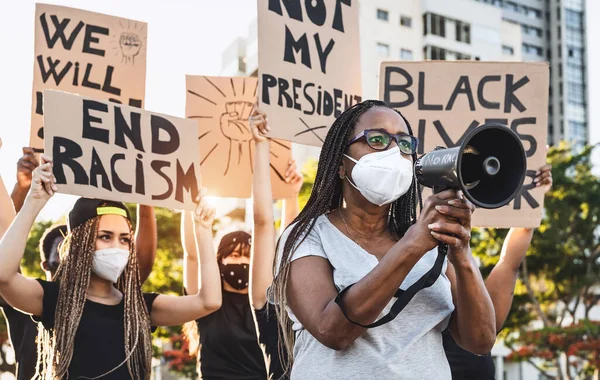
[271,100,422,371]
[36,217,153,379]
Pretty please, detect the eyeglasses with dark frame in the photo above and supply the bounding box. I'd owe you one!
[347,129,419,155]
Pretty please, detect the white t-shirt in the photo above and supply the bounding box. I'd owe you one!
[276,214,455,380]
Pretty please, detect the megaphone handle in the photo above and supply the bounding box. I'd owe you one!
[432,185,447,195]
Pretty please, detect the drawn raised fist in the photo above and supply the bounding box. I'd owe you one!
[219,101,254,142]
[119,32,142,64]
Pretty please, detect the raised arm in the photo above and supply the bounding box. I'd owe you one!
[0,155,56,316]
[249,108,303,309]
[485,164,552,332]
[249,107,276,310]
[11,147,38,213]
[150,194,222,326]
[0,175,15,239]
[182,210,199,294]
[135,205,157,283]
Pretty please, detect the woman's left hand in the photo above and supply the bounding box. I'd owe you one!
[428,191,475,265]
[285,159,303,194]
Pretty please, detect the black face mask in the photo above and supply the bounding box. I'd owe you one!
[219,263,249,290]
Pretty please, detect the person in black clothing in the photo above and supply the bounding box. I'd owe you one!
[249,106,303,379]
[0,156,223,380]
[0,224,65,380]
[183,226,268,380]
[443,163,553,380]
[0,149,158,380]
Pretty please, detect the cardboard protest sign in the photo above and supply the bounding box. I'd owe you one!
[44,90,200,210]
[258,0,362,146]
[31,3,147,152]
[186,76,295,199]
[380,61,549,228]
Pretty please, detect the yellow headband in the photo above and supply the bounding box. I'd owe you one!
[96,206,128,218]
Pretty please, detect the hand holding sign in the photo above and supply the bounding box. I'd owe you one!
[16,148,39,190]
[29,155,57,201]
[194,189,216,230]
[250,106,269,143]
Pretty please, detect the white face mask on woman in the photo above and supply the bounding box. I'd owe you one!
[344,146,414,207]
[92,248,130,283]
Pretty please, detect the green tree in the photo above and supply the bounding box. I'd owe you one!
[473,144,600,379]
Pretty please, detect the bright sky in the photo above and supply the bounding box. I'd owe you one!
[0,0,597,221]
[0,0,257,220]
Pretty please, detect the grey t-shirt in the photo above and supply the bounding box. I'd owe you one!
[277,215,455,380]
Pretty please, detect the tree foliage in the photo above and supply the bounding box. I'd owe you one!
[473,144,600,379]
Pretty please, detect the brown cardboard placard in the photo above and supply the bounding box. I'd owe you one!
[31,3,147,152]
[380,61,549,228]
[257,0,362,146]
[43,90,200,210]
[186,75,295,199]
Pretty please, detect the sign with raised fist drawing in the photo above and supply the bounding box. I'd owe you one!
[186,75,295,199]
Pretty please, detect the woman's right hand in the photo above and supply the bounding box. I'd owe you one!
[28,154,57,202]
[405,189,469,252]
[249,106,269,143]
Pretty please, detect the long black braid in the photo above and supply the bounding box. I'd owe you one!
[271,100,423,371]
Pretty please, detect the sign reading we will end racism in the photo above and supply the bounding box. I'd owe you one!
[380,62,549,228]
[31,3,147,152]
[258,0,362,146]
[44,91,201,210]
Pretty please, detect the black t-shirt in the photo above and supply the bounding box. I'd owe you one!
[197,290,267,380]
[1,304,38,380]
[254,303,288,380]
[443,329,496,380]
[35,279,158,380]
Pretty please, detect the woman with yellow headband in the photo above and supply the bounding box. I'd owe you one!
[0,155,223,380]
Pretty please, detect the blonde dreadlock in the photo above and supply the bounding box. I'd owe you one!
[35,217,154,380]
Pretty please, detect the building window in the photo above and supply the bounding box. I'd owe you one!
[400,48,413,60]
[565,28,583,47]
[376,9,389,21]
[456,21,471,44]
[565,9,583,30]
[522,24,543,37]
[376,42,390,57]
[523,43,543,56]
[567,63,584,83]
[567,82,585,105]
[502,45,514,55]
[568,120,587,149]
[423,13,446,37]
[425,45,447,60]
[504,1,519,12]
[455,52,471,60]
[400,15,412,27]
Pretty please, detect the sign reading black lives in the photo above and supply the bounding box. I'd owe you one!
[258,0,362,146]
[380,61,549,228]
[31,3,147,152]
[44,90,200,210]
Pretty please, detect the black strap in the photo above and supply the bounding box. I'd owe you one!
[334,244,448,328]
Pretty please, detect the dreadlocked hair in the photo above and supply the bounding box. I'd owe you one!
[35,217,153,380]
[271,100,423,373]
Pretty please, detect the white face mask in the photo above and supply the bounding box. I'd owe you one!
[92,248,130,283]
[344,146,414,207]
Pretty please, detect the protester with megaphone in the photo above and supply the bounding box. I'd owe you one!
[270,100,496,379]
